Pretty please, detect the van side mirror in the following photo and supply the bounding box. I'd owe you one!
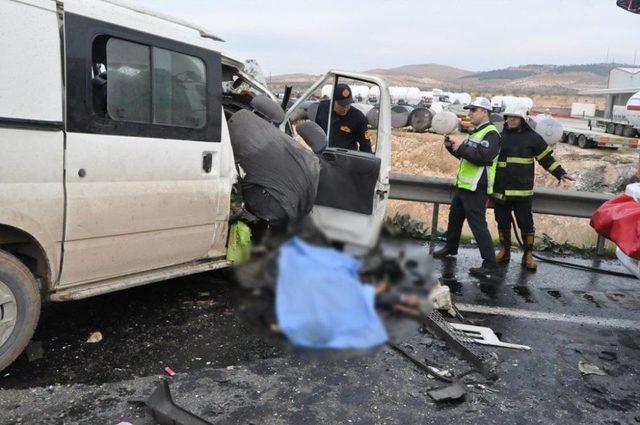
[617,0,640,14]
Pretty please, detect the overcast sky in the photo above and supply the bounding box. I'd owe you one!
[130,0,639,75]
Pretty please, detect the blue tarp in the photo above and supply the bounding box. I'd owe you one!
[276,237,388,349]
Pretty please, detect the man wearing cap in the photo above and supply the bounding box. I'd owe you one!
[433,97,501,277]
[315,83,372,153]
[492,106,574,271]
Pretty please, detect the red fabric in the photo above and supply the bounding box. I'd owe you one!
[590,194,640,260]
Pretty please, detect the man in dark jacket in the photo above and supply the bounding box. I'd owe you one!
[315,83,372,153]
[492,106,574,270]
[433,97,501,277]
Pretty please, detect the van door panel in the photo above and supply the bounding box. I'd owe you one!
[60,133,227,286]
[315,149,381,215]
[61,118,235,286]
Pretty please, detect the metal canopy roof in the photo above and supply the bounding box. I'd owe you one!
[579,87,640,95]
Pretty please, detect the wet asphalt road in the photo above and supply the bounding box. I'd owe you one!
[0,244,639,424]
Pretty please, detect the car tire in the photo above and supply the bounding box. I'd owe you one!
[0,250,41,372]
[567,133,577,145]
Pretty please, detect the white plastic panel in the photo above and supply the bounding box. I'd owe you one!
[625,183,640,202]
[0,0,63,121]
[0,127,64,281]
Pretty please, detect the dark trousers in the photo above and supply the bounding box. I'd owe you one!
[494,198,535,235]
[445,188,497,268]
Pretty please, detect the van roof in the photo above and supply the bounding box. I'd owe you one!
[54,0,247,70]
[55,0,224,41]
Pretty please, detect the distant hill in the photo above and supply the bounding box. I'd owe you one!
[268,64,473,94]
[268,73,321,82]
[464,69,537,81]
[458,63,636,93]
[463,63,629,80]
[364,64,472,82]
[268,62,634,95]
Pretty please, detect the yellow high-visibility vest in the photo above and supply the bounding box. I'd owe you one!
[455,124,499,194]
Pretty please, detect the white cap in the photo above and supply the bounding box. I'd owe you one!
[463,97,492,111]
[503,105,529,120]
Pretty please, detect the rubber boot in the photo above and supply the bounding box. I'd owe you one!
[496,230,511,263]
[433,246,457,258]
[522,233,537,271]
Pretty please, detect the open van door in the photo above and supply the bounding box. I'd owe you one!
[283,71,391,251]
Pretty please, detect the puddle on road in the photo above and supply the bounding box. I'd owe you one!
[545,289,569,306]
[547,289,562,299]
[512,286,535,303]
[605,292,626,302]
[479,282,498,298]
[581,292,603,308]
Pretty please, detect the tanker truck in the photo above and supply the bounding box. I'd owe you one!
[561,92,640,149]
[389,86,421,106]
[583,90,640,138]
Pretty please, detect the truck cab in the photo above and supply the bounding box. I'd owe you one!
[0,0,391,371]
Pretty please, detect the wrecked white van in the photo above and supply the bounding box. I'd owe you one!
[0,0,391,370]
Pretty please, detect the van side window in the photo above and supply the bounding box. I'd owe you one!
[98,37,207,129]
[106,38,152,123]
[66,13,222,141]
[152,48,206,128]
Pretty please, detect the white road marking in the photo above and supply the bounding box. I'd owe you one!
[456,303,640,331]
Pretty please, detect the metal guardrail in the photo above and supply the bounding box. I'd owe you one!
[389,173,613,218]
[388,173,614,254]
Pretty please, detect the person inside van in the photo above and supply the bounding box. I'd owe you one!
[314,83,372,153]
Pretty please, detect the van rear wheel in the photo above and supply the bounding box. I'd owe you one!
[0,250,41,372]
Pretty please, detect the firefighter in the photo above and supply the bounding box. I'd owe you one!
[492,106,575,270]
[433,97,501,277]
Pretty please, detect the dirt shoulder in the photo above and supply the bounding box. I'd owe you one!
[387,129,639,247]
